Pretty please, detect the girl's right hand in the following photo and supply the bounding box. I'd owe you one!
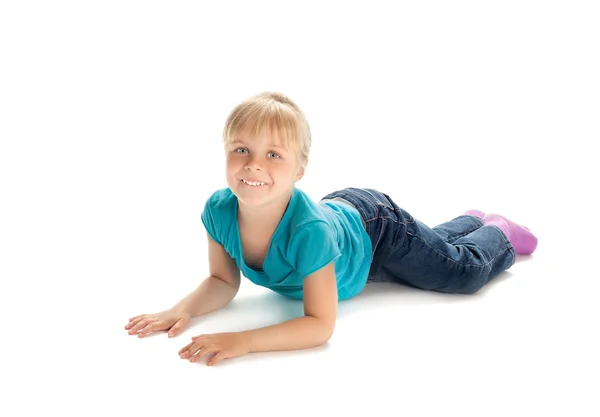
[124,309,191,338]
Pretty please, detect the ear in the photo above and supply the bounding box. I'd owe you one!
[295,165,305,182]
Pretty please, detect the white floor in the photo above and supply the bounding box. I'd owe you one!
[2,2,599,416]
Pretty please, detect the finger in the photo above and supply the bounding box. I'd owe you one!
[207,351,228,366]
[180,340,205,359]
[168,317,189,338]
[190,345,217,363]
[127,318,149,334]
[178,340,195,356]
[138,321,168,338]
[127,314,150,324]
[128,318,154,335]
[125,316,145,329]
[126,316,149,331]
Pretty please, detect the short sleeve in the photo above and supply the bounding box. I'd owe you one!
[200,194,221,244]
[289,221,342,279]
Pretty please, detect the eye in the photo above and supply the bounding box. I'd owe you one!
[268,151,280,159]
[235,147,249,154]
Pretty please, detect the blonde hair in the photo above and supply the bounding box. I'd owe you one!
[222,92,311,168]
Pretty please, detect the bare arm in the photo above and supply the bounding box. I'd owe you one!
[240,261,338,352]
[126,234,241,338]
[174,234,241,317]
[173,275,238,317]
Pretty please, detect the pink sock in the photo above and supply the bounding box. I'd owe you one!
[482,213,538,255]
[464,209,485,219]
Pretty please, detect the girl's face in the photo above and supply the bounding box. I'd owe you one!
[225,129,305,209]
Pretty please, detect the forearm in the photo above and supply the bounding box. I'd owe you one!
[173,276,238,317]
[241,316,333,352]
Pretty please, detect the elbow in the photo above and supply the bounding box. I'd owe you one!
[305,315,336,346]
[325,322,335,341]
[317,319,335,345]
[321,330,333,345]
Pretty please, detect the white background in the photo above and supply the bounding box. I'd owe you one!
[1,1,599,416]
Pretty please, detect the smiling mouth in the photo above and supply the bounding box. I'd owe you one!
[241,179,267,187]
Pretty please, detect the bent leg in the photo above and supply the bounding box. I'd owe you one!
[431,215,483,244]
[383,220,516,294]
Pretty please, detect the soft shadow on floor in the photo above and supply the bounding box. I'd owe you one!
[514,254,535,264]
[336,269,514,319]
[152,268,516,366]
[200,268,516,326]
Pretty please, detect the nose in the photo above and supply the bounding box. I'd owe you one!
[244,155,262,171]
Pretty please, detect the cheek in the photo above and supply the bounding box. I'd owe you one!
[226,157,241,171]
[276,166,298,180]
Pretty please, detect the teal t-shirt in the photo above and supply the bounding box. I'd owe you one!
[200,186,372,301]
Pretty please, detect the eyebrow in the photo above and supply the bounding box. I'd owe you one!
[230,141,287,150]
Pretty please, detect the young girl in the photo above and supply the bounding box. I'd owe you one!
[124,92,538,366]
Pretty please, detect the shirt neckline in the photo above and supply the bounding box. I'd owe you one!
[233,187,297,274]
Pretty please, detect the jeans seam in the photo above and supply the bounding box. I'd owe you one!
[407,232,509,269]
[344,189,379,215]
[487,225,517,260]
[435,216,483,243]
[364,189,392,210]
[430,247,512,291]
[447,230,477,242]
[368,217,385,258]
[365,215,407,225]
[429,224,516,291]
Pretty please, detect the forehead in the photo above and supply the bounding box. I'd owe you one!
[231,129,291,149]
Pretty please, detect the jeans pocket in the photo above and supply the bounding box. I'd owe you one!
[378,192,415,224]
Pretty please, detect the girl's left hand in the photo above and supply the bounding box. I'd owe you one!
[178,332,250,366]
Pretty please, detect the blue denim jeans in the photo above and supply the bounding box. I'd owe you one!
[321,188,516,294]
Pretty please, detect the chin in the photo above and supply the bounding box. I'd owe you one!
[229,182,268,202]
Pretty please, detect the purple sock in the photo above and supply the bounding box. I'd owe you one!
[464,209,485,219]
[482,213,538,255]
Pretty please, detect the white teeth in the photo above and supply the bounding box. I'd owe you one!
[242,179,266,186]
